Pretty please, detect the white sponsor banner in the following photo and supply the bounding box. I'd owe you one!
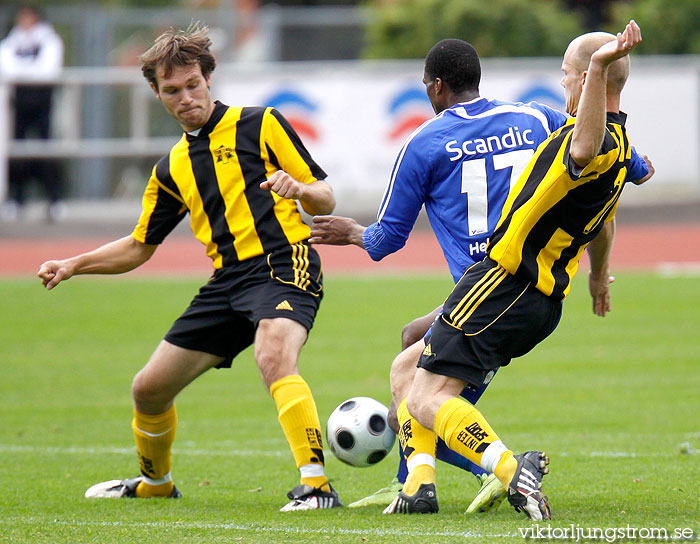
[217,57,699,214]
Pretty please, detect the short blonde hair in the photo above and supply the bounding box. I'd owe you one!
[139,22,216,89]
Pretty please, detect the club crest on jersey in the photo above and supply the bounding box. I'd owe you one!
[214,145,234,164]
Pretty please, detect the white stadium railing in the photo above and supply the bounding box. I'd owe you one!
[1,56,699,209]
[0,67,177,203]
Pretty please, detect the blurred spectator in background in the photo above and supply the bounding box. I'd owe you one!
[183,0,269,63]
[0,5,64,222]
[231,0,268,62]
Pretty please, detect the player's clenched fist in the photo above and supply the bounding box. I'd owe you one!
[38,260,74,290]
[259,170,305,200]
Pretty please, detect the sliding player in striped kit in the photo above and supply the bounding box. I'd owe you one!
[394,21,645,520]
[310,36,651,513]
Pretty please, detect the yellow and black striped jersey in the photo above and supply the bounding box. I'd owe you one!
[132,101,327,268]
[488,112,631,300]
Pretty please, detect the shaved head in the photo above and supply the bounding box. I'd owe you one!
[564,32,630,94]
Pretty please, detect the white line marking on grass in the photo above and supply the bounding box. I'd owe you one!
[554,451,664,458]
[1,444,670,459]
[589,451,642,458]
[656,261,700,277]
[0,518,516,539]
[0,444,285,457]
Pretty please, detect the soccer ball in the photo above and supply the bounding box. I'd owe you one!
[326,397,396,468]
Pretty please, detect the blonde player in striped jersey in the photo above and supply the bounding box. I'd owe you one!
[389,21,644,520]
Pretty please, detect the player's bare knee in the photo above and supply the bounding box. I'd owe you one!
[254,319,304,389]
[255,337,284,378]
[389,372,408,414]
[131,371,148,401]
[404,395,424,425]
[131,371,170,411]
[387,398,399,433]
[255,353,277,388]
[256,351,298,389]
[389,350,418,402]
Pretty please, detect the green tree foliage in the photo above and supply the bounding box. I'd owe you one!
[363,0,584,59]
[608,0,700,54]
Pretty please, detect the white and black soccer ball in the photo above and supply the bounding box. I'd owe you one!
[326,396,396,468]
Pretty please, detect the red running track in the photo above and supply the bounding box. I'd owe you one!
[2,223,699,278]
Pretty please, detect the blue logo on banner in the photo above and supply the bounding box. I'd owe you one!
[387,86,432,141]
[264,88,320,141]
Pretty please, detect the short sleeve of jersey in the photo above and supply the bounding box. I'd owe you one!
[606,144,647,223]
[563,127,619,181]
[132,157,187,245]
[262,108,327,185]
[628,146,649,182]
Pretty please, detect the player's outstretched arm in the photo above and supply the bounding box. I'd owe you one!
[38,235,157,290]
[309,215,366,248]
[570,20,642,168]
[259,170,335,216]
[587,220,616,317]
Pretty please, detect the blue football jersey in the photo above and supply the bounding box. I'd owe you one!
[364,97,570,282]
[628,145,649,182]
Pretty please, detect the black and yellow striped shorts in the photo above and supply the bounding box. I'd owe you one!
[418,258,562,387]
[165,241,323,368]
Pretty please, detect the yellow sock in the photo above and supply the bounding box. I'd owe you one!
[397,399,437,496]
[434,397,515,486]
[404,465,436,497]
[301,475,330,491]
[494,450,517,488]
[132,405,177,498]
[270,375,329,492]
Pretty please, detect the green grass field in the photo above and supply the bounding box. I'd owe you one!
[0,272,698,543]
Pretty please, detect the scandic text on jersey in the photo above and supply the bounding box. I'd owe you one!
[445,126,536,161]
